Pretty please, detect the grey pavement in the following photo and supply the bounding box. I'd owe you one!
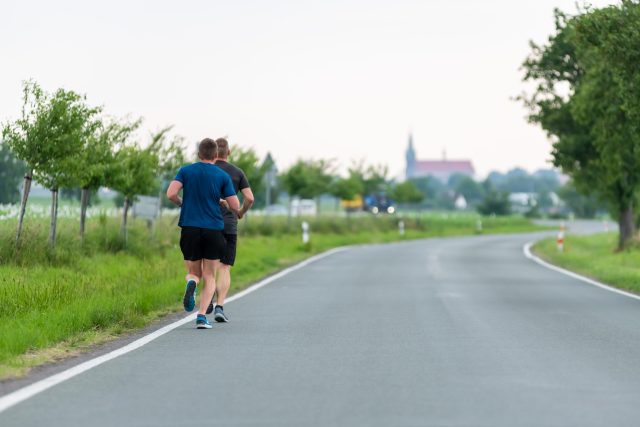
[2,227,640,426]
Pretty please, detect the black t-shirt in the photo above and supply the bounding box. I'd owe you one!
[214,160,250,235]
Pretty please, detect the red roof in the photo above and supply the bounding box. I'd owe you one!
[415,160,474,174]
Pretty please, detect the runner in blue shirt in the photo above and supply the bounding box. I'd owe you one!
[166,138,239,329]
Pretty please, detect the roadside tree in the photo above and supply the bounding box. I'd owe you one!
[391,181,424,205]
[281,159,334,215]
[228,146,267,206]
[2,81,101,247]
[75,118,141,241]
[107,144,160,243]
[349,161,390,195]
[521,5,640,249]
[148,127,187,210]
[329,174,364,211]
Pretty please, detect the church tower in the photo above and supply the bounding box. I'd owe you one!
[405,133,416,180]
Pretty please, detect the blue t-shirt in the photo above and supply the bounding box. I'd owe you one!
[175,162,236,230]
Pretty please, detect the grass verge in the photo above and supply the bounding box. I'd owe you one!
[0,214,544,380]
[533,232,640,295]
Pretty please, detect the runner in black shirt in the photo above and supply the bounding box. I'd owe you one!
[206,138,254,321]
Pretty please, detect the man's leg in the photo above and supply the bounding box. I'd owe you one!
[182,260,202,312]
[212,233,236,322]
[199,259,220,315]
[216,264,231,306]
[185,260,202,282]
[179,227,203,312]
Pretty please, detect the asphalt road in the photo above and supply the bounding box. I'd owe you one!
[3,224,640,426]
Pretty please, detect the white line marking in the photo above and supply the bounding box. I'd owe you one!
[0,246,349,414]
[523,241,640,301]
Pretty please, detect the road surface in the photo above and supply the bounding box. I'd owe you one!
[2,226,639,426]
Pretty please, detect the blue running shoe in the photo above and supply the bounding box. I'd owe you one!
[183,280,197,312]
[196,314,212,329]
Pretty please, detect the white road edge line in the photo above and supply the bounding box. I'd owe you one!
[0,246,349,414]
[523,241,640,301]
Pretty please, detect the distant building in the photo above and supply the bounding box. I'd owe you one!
[405,134,475,182]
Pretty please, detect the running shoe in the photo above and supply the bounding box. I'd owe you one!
[206,291,217,315]
[182,280,197,312]
[196,314,212,329]
[214,305,229,323]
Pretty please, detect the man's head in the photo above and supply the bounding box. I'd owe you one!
[215,138,230,160]
[198,138,217,161]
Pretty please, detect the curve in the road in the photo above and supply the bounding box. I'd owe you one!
[2,228,640,427]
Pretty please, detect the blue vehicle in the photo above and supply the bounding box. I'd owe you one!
[363,193,396,214]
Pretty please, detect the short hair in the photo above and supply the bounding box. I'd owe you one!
[215,137,230,158]
[198,138,217,160]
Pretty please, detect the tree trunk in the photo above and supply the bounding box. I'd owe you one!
[80,188,90,243]
[16,169,33,244]
[618,206,635,250]
[121,197,130,246]
[49,188,59,249]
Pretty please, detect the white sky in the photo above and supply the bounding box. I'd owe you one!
[1,0,617,178]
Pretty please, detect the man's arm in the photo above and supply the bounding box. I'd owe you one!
[166,180,183,207]
[225,195,240,212]
[237,187,255,219]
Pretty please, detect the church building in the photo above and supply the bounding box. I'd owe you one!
[405,134,475,182]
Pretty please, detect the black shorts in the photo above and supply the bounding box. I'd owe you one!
[221,233,237,266]
[180,227,226,261]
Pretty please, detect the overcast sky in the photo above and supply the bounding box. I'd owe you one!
[1,0,617,178]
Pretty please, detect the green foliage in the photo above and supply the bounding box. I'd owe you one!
[280,159,335,199]
[521,3,640,247]
[79,118,142,191]
[228,146,267,197]
[391,181,424,204]
[2,81,102,191]
[349,161,389,195]
[557,181,604,218]
[573,1,640,131]
[477,191,511,216]
[109,146,160,200]
[60,188,100,206]
[329,174,364,201]
[486,168,560,194]
[150,126,187,182]
[0,142,25,204]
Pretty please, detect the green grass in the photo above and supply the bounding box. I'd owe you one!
[0,212,544,379]
[534,232,640,295]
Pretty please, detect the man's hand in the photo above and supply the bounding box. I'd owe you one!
[219,199,230,210]
[166,180,183,207]
[236,187,255,221]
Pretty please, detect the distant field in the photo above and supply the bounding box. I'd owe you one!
[0,195,118,222]
[0,212,545,379]
[534,233,640,295]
